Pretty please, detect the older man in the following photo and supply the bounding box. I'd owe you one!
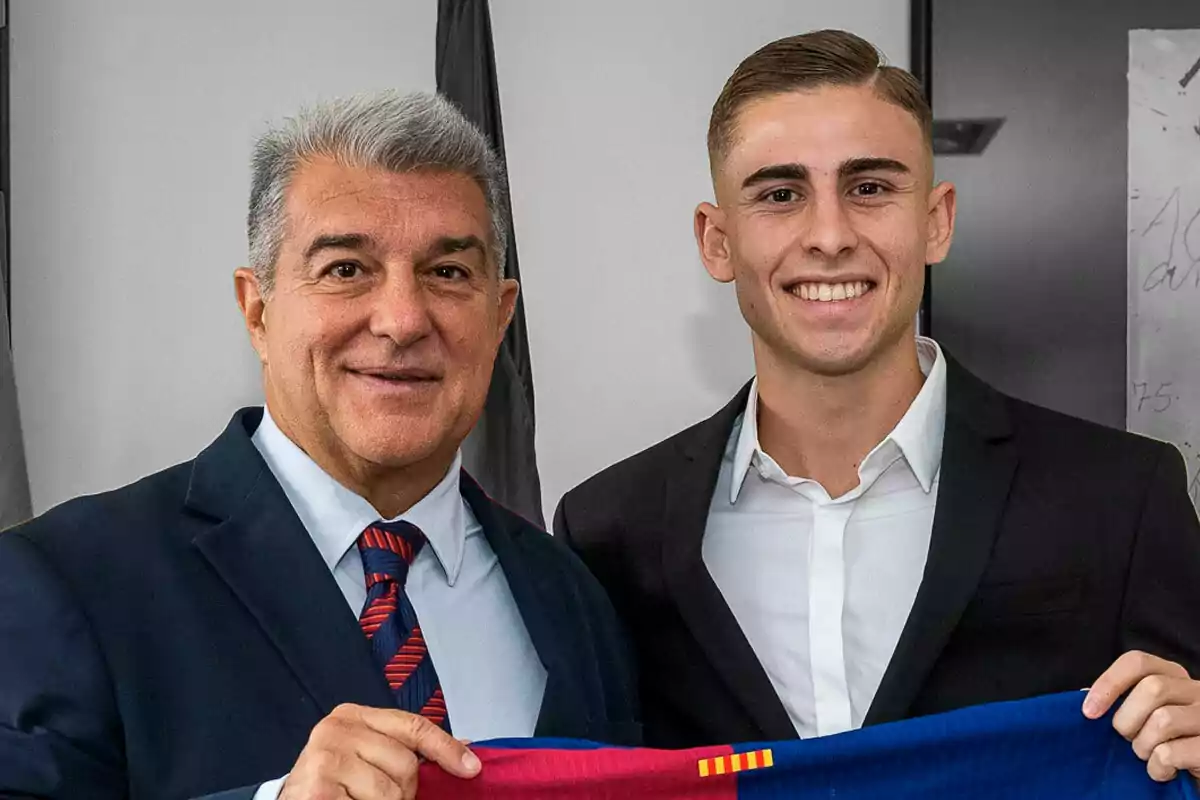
[0,92,637,800]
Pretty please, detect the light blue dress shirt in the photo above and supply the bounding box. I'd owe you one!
[250,409,546,799]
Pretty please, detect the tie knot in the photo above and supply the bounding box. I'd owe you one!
[357,521,427,590]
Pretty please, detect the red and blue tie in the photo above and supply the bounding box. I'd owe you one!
[356,521,450,732]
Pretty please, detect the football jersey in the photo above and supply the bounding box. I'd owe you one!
[419,691,1200,798]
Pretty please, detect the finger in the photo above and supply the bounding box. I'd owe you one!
[357,707,481,778]
[297,707,421,800]
[1134,705,1200,761]
[335,756,404,800]
[1116,675,1200,744]
[278,767,354,800]
[1146,737,1200,783]
[342,725,423,796]
[1084,651,1188,719]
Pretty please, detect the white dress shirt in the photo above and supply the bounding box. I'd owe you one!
[250,409,546,799]
[703,337,946,739]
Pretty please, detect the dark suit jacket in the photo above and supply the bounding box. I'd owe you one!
[0,408,639,800]
[556,356,1200,749]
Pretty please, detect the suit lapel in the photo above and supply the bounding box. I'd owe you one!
[661,383,799,742]
[187,409,394,715]
[865,358,1018,726]
[459,474,587,738]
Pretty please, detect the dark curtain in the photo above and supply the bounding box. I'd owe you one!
[436,0,544,526]
[0,192,31,530]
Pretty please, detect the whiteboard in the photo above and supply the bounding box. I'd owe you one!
[1128,29,1200,514]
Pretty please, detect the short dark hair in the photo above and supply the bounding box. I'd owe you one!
[707,29,932,168]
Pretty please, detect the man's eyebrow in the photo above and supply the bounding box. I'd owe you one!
[838,157,911,178]
[303,233,374,260]
[739,159,913,190]
[420,235,488,262]
[741,163,808,189]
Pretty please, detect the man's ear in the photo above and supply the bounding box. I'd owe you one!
[695,202,735,283]
[925,181,957,265]
[497,277,520,342]
[234,267,269,364]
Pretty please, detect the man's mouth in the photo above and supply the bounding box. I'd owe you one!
[784,280,877,302]
[348,367,443,383]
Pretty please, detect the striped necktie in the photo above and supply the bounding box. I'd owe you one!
[356,521,450,732]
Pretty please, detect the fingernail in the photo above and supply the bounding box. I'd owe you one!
[461,750,481,775]
[1082,695,1099,718]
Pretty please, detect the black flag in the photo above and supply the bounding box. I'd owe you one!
[436,0,544,526]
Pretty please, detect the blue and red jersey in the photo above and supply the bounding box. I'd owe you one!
[420,691,1199,798]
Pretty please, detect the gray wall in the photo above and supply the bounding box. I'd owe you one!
[11,1,907,518]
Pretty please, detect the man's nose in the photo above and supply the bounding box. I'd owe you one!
[367,270,435,347]
[798,191,860,259]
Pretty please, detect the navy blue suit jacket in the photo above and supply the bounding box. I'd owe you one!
[0,409,639,799]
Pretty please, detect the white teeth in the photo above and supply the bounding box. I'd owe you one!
[792,281,872,302]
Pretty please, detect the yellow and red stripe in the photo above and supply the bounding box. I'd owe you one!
[698,748,774,778]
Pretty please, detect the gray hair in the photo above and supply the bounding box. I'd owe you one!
[247,90,509,294]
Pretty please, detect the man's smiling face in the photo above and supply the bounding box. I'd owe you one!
[699,84,954,377]
[242,156,517,478]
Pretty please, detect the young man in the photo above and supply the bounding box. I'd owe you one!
[556,30,1200,784]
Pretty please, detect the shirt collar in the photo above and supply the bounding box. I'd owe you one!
[251,407,466,586]
[729,336,947,503]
